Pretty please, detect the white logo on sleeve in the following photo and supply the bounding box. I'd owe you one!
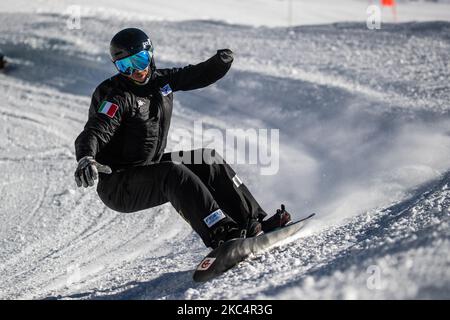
[232,175,243,188]
[203,209,226,228]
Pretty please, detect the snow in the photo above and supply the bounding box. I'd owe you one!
[3,0,450,26]
[0,0,450,299]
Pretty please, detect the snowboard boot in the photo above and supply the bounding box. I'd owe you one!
[210,220,241,249]
[260,204,292,233]
[243,218,263,238]
[210,218,263,249]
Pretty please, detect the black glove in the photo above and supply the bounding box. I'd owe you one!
[217,49,234,64]
[74,156,112,188]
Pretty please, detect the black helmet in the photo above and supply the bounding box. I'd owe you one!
[110,28,153,62]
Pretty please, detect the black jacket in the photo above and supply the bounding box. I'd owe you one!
[75,49,233,170]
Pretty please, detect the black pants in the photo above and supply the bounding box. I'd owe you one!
[97,148,267,247]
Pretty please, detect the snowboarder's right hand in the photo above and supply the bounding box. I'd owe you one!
[217,49,234,64]
[74,156,112,188]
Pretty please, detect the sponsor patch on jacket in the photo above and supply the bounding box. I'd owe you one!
[204,209,226,228]
[197,257,216,271]
[160,84,172,96]
[98,101,119,118]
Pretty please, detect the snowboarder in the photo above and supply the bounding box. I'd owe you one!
[74,28,291,249]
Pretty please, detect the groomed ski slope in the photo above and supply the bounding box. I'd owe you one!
[1,2,450,299]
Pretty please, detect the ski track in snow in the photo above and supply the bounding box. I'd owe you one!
[0,10,449,299]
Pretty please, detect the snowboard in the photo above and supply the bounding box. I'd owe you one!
[193,213,315,282]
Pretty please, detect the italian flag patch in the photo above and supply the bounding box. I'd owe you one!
[98,101,119,118]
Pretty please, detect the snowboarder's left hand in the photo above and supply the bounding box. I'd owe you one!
[74,156,112,188]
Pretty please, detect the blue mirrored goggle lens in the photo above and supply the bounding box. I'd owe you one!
[114,50,152,75]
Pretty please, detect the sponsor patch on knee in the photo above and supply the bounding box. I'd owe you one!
[204,209,226,228]
[197,257,216,271]
[232,175,243,188]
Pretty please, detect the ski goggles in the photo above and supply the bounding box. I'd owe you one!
[114,50,152,75]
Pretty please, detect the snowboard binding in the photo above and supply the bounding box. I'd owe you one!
[260,204,292,233]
